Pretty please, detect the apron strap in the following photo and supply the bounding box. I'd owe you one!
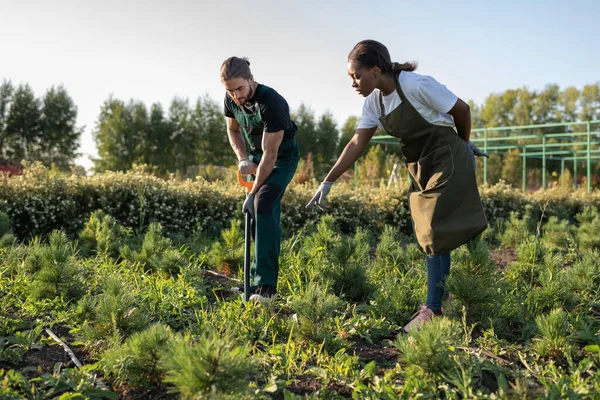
[379,71,408,118]
[394,71,408,102]
[378,91,385,118]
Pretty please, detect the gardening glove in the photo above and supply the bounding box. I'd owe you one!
[306,182,333,210]
[238,156,258,175]
[468,141,489,158]
[242,193,256,219]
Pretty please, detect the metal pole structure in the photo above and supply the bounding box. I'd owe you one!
[483,128,488,184]
[574,153,578,190]
[542,135,547,190]
[522,146,527,192]
[587,121,592,193]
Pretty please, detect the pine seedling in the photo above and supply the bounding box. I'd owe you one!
[394,317,461,376]
[162,330,258,398]
[100,323,174,388]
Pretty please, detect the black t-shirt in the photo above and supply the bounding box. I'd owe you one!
[223,84,297,154]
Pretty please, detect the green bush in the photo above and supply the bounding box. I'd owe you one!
[394,317,461,376]
[532,308,573,358]
[497,205,536,248]
[0,234,16,249]
[99,323,174,388]
[504,235,545,288]
[319,228,375,302]
[525,253,576,316]
[22,237,44,274]
[289,282,346,348]
[370,272,424,325]
[162,330,258,398]
[445,239,506,331]
[574,206,600,250]
[372,225,407,273]
[0,211,11,237]
[207,219,245,275]
[1,163,599,242]
[119,222,188,275]
[566,250,600,300]
[541,216,574,253]
[77,277,150,352]
[78,210,131,258]
[29,231,84,301]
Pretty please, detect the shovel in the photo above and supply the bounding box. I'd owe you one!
[238,171,254,301]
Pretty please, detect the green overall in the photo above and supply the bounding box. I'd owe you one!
[378,72,487,255]
[248,143,298,287]
[229,85,299,287]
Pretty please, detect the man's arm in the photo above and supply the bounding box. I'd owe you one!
[249,130,284,195]
[447,98,471,142]
[226,117,248,161]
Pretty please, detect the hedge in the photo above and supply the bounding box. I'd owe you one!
[1,164,598,240]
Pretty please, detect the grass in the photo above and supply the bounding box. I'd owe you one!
[1,207,600,398]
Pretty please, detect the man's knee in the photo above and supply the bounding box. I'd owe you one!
[255,182,283,215]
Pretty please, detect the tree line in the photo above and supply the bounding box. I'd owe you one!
[0,80,80,170]
[1,78,599,185]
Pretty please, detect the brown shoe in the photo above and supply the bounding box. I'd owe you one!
[403,305,439,333]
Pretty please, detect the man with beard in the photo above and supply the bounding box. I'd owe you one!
[221,57,299,302]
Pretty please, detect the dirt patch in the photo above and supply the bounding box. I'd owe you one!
[23,345,73,373]
[286,374,322,395]
[326,380,353,397]
[491,247,517,270]
[0,361,20,371]
[202,269,240,287]
[114,383,177,400]
[349,340,397,365]
[0,325,95,378]
[45,325,95,366]
[480,369,499,392]
[203,270,242,301]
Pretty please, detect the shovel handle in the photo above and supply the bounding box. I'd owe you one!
[243,211,252,301]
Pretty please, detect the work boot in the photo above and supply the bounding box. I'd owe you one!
[249,285,277,303]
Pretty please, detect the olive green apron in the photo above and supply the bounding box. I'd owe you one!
[378,72,487,255]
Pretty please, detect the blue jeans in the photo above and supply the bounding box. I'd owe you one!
[425,253,451,311]
[425,146,476,311]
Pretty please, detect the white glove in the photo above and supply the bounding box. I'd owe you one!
[238,156,257,175]
[306,182,333,210]
[468,141,489,158]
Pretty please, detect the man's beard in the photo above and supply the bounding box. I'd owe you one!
[236,81,254,106]
[242,83,255,105]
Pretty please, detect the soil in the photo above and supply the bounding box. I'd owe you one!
[349,339,397,365]
[490,247,517,269]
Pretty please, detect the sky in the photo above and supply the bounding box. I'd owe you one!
[1,0,599,171]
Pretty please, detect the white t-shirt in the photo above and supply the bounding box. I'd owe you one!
[357,71,458,130]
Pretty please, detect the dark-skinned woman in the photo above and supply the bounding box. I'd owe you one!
[307,40,488,332]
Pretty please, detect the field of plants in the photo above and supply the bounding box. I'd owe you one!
[1,165,600,399]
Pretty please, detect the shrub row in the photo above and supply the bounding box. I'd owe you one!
[1,163,598,240]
